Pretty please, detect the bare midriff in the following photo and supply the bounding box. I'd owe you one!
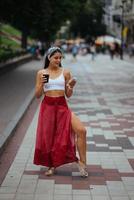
[44,90,65,97]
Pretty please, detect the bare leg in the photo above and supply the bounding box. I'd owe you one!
[71,112,87,165]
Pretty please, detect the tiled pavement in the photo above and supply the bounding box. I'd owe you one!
[0,54,134,200]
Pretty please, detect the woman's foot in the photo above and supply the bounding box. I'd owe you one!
[45,167,55,176]
[76,161,88,178]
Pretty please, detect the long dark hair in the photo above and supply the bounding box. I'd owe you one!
[44,47,63,69]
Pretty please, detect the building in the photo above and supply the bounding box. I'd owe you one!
[104,0,134,45]
[124,0,134,44]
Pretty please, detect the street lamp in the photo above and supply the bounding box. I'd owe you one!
[120,0,126,60]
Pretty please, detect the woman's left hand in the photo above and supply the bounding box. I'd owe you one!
[67,77,77,89]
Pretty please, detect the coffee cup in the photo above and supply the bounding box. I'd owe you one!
[43,74,49,83]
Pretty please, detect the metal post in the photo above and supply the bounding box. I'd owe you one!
[120,0,126,60]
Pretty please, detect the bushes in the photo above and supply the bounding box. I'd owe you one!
[0,23,28,63]
[0,46,26,63]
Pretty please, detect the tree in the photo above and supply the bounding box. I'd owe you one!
[29,0,81,42]
[70,0,106,41]
[0,0,81,49]
[0,0,36,48]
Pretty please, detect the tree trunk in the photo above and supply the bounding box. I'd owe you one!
[21,27,28,49]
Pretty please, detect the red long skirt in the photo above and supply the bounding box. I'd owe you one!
[33,96,78,168]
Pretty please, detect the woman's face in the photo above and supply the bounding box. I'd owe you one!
[49,52,62,67]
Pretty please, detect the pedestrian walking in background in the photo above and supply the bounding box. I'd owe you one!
[71,44,79,61]
[33,46,88,177]
[109,43,115,60]
[90,44,96,61]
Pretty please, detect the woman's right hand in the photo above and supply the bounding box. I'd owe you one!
[40,72,49,84]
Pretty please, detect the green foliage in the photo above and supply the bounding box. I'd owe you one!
[29,0,81,41]
[0,48,26,62]
[70,0,106,40]
[1,24,21,36]
[0,0,82,44]
[0,0,106,46]
[0,35,21,49]
[0,23,33,47]
[0,23,28,62]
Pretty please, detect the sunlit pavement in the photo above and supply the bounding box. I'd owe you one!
[0,53,134,200]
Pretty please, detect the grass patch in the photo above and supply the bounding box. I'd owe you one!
[0,23,35,62]
[0,24,25,62]
[0,35,21,49]
[1,24,21,37]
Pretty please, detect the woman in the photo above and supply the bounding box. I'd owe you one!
[33,47,88,177]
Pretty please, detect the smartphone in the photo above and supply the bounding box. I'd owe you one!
[72,77,77,82]
[69,77,77,87]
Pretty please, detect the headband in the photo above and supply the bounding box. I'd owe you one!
[43,46,62,67]
[46,46,62,58]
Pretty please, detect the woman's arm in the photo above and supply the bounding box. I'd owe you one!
[64,69,76,98]
[35,70,44,98]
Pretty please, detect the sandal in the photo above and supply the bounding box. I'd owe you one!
[76,161,88,178]
[45,167,55,176]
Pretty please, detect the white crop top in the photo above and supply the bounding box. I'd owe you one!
[43,70,65,92]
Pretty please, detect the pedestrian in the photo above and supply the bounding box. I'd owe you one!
[71,44,79,61]
[33,46,88,177]
[90,44,96,61]
[109,43,115,60]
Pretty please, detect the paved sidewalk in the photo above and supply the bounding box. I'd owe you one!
[0,54,134,200]
[123,54,134,64]
[0,59,42,153]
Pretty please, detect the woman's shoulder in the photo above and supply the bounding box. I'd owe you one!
[63,68,71,76]
[63,68,72,80]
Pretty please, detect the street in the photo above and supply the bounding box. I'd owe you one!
[0,53,134,199]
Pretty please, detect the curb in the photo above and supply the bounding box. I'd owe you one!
[0,88,35,155]
[0,54,33,75]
